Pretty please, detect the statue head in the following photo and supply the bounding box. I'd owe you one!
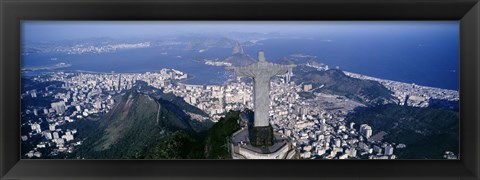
[258,51,266,62]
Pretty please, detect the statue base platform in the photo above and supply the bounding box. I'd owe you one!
[249,125,274,147]
[230,128,298,159]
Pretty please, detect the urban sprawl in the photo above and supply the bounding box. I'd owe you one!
[21,65,458,159]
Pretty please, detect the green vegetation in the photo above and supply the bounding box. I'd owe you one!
[71,88,239,159]
[157,97,213,132]
[146,110,241,159]
[146,130,205,159]
[71,91,162,159]
[293,67,394,105]
[160,93,209,117]
[345,104,459,159]
[204,111,241,159]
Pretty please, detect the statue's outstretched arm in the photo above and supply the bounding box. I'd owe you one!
[273,64,296,75]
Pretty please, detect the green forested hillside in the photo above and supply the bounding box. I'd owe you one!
[145,131,205,159]
[293,66,394,105]
[204,111,241,159]
[345,104,459,159]
[67,87,241,159]
[70,89,214,159]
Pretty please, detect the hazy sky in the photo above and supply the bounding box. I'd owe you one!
[22,21,458,42]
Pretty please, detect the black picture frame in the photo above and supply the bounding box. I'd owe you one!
[1,0,479,179]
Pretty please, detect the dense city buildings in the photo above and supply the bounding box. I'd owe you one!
[21,62,459,159]
[19,21,460,160]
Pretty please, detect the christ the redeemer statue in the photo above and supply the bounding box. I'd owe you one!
[230,51,296,127]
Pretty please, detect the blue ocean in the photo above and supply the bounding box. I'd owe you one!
[21,36,459,90]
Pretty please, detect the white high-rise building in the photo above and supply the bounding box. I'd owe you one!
[350,122,355,129]
[44,132,53,140]
[30,123,41,133]
[385,145,394,156]
[359,124,373,139]
[53,132,60,139]
[30,90,37,98]
[49,124,56,131]
[51,101,66,114]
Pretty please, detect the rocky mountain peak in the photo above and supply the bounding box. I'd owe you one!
[231,42,245,55]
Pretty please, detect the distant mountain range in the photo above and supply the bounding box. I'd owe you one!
[177,35,238,51]
[22,37,152,55]
[22,35,240,55]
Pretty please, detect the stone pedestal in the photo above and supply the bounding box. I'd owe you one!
[248,125,274,147]
[230,128,299,159]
